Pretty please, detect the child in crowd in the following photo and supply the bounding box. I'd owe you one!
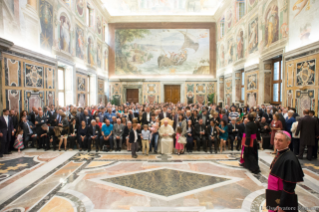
[14,129,24,153]
[175,127,184,155]
[141,124,151,156]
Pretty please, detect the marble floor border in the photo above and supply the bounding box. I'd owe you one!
[0,152,77,206]
[130,206,206,212]
[0,155,44,185]
[88,166,243,201]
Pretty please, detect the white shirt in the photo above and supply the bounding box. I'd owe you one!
[163,112,166,118]
[3,115,8,129]
[147,113,150,122]
[133,129,137,143]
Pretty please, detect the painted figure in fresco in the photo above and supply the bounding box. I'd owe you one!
[39,1,53,51]
[220,45,225,67]
[237,30,244,60]
[47,91,54,106]
[96,16,102,34]
[299,23,311,42]
[293,0,310,18]
[249,0,256,5]
[77,0,84,16]
[227,40,233,64]
[248,19,258,53]
[247,93,256,108]
[60,15,71,52]
[265,5,279,48]
[76,28,85,59]
[78,94,86,107]
[227,8,232,28]
[88,37,94,65]
[97,46,102,68]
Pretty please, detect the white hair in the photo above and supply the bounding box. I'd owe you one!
[91,119,96,124]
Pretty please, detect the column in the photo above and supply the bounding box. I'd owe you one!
[22,0,41,49]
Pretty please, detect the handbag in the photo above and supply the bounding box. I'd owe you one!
[178,135,187,144]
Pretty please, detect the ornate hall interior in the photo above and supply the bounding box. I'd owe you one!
[0,0,319,211]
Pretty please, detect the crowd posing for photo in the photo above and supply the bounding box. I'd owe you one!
[1,102,318,166]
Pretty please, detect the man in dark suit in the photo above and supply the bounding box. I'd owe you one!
[296,109,319,161]
[29,107,38,125]
[41,124,58,150]
[81,109,92,127]
[88,120,101,152]
[236,118,246,151]
[207,120,218,153]
[263,108,273,124]
[36,110,48,149]
[228,118,240,151]
[21,116,37,148]
[198,109,209,127]
[195,118,206,152]
[10,110,18,150]
[49,105,58,126]
[0,109,14,157]
[159,106,171,120]
[142,107,151,126]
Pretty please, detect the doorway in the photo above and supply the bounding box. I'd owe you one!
[126,89,139,104]
[164,85,180,104]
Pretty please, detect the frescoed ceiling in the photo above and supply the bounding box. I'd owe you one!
[102,0,224,16]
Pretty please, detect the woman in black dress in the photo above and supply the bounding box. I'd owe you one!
[78,120,88,151]
[186,119,194,153]
[68,118,77,150]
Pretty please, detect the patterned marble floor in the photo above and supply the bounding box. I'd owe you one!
[0,149,318,212]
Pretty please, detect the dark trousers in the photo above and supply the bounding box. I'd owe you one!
[131,142,138,157]
[79,136,88,149]
[208,136,218,153]
[229,135,236,151]
[24,135,37,148]
[100,135,113,150]
[0,132,10,155]
[150,132,159,153]
[299,144,313,160]
[313,139,318,158]
[186,136,193,152]
[292,138,300,155]
[45,136,58,150]
[38,135,47,149]
[195,136,206,151]
[114,137,122,150]
[68,135,77,149]
[89,137,100,151]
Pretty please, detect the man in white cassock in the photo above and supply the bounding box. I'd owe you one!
[158,120,174,154]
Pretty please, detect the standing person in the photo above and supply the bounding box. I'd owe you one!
[129,123,139,158]
[291,117,300,156]
[229,106,239,121]
[185,120,194,153]
[14,129,24,153]
[270,114,283,154]
[158,120,174,154]
[175,127,184,155]
[285,110,296,151]
[266,131,304,212]
[243,114,260,174]
[228,118,240,151]
[68,118,78,150]
[0,109,14,157]
[142,107,151,126]
[217,120,228,153]
[150,124,159,154]
[295,109,319,161]
[141,125,151,155]
[207,120,218,154]
[123,121,132,151]
[58,113,69,151]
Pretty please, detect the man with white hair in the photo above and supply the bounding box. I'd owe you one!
[113,118,124,151]
[158,120,174,154]
[266,131,304,212]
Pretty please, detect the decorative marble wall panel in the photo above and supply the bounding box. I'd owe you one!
[287,90,293,108]
[78,93,86,107]
[247,74,257,90]
[6,89,22,113]
[296,60,315,86]
[224,77,232,106]
[296,90,315,116]
[143,83,160,104]
[286,63,294,87]
[45,68,55,89]
[46,91,55,106]
[219,77,224,102]
[186,83,195,104]
[4,58,21,87]
[247,92,257,108]
[25,64,44,88]
[2,54,56,111]
[76,74,90,107]
[24,91,45,111]
[235,73,241,102]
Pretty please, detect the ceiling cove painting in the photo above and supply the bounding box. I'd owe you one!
[115,29,210,75]
[102,0,222,16]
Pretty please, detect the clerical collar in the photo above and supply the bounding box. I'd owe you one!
[277,147,289,154]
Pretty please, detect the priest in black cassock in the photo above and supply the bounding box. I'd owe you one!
[267,130,304,212]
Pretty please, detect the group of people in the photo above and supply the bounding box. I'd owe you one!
[0,102,318,162]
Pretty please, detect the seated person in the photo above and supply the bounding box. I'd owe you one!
[88,120,101,152]
[158,120,174,154]
[101,119,113,151]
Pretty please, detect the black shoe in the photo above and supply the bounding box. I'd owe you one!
[88,149,91,152]
[252,169,261,174]
[96,149,98,152]
[0,154,3,157]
